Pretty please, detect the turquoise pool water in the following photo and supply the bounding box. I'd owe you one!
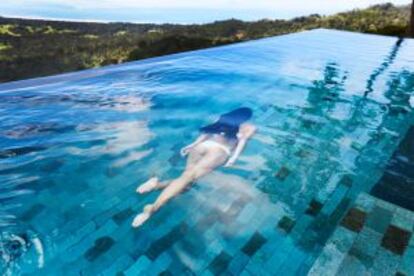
[0,29,414,275]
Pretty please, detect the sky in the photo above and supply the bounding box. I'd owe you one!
[0,0,411,24]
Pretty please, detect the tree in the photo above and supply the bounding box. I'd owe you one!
[410,0,414,37]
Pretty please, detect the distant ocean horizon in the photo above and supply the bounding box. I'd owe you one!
[0,0,411,24]
[0,9,299,25]
[1,0,410,24]
[2,3,408,25]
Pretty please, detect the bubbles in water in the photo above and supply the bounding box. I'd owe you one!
[0,231,44,275]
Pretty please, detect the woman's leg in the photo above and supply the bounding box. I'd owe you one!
[136,177,169,194]
[148,149,227,211]
[185,144,205,171]
[137,145,206,194]
[132,148,227,227]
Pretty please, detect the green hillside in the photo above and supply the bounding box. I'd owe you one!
[0,3,411,82]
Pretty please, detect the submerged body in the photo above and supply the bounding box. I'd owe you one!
[132,108,256,227]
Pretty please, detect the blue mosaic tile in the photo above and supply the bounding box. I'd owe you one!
[366,206,393,234]
[84,236,115,262]
[340,208,367,233]
[339,175,353,187]
[195,210,221,231]
[275,166,291,181]
[23,179,56,192]
[236,203,257,224]
[336,255,370,275]
[277,247,308,274]
[112,207,135,225]
[321,183,349,215]
[55,221,96,253]
[241,232,267,257]
[245,258,270,276]
[263,238,294,272]
[369,249,401,275]
[20,203,46,221]
[354,193,375,213]
[124,255,152,276]
[63,219,117,262]
[239,269,253,276]
[144,251,173,275]
[146,222,188,261]
[227,252,250,275]
[348,245,374,269]
[277,216,296,234]
[329,227,357,253]
[305,199,324,216]
[158,270,174,276]
[351,228,382,257]
[399,237,414,276]
[381,225,412,256]
[175,231,206,259]
[223,196,251,220]
[207,251,232,275]
[308,233,353,275]
[392,208,414,232]
[101,254,134,276]
[206,239,225,259]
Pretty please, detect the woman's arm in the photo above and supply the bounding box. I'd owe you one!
[225,124,256,167]
[180,134,208,156]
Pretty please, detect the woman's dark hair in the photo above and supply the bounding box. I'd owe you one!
[200,107,253,139]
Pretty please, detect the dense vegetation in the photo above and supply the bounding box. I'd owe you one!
[0,3,411,82]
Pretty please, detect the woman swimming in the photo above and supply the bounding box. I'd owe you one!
[132,107,256,228]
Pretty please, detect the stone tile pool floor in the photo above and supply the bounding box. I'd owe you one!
[310,193,414,276]
[17,101,414,275]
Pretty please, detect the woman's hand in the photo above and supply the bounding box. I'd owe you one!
[224,158,235,167]
[180,145,193,157]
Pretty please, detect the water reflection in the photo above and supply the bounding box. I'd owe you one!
[3,123,76,139]
[343,37,406,133]
[296,63,347,199]
[255,45,414,257]
[258,62,351,205]
[305,62,348,115]
[0,91,151,113]
[384,70,414,115]
[364,37,404,96]
[353,69,414,174]
[67,121,153,156]
[0,91,153,273]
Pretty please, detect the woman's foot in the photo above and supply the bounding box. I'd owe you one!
[136,177,159,194]
[132,204,154,228]
[131,212,151,228]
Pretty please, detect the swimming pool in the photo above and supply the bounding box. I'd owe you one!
[0,29,413,275]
